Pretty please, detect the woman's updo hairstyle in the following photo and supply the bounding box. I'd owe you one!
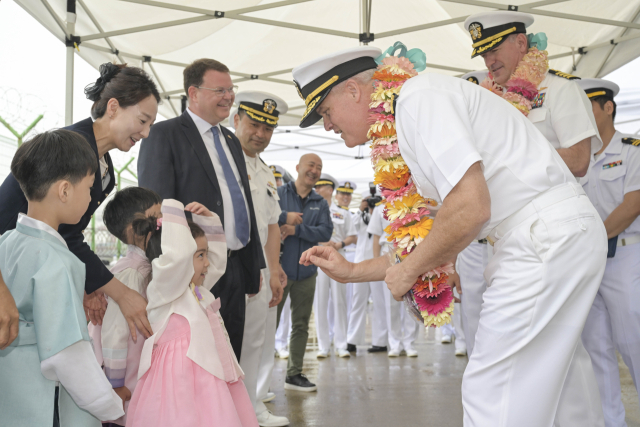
[132,215,205,263]
[84,62,161,120]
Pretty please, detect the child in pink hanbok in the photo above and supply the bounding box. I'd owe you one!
[125,199,257,427]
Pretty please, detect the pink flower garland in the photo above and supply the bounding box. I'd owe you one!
[480,47,549,116]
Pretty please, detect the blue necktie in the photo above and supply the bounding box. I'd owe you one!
[212,127,250,246]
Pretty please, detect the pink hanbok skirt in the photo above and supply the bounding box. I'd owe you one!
[125,314,257,427]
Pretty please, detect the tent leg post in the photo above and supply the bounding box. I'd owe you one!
[65,0,76,126]
[65,42,74,126]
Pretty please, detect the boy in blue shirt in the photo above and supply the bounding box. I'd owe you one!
[0,129,124,426]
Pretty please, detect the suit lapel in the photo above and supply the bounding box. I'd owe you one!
[180,112,222,195]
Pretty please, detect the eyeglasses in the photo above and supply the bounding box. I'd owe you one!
[195,85,238,97]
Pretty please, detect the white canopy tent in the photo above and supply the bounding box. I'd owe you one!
[15,0,640,189]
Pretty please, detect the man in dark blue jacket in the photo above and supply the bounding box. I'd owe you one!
[277,153,332,392]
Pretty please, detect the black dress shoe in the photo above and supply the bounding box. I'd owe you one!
[367,345,388,353]
[346,343,357,352]
[284,374,317,392]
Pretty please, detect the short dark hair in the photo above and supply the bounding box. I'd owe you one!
[592,96,617,122]
[132,216,205,262]
[84,63,161,120]
[183,59,230,95]
[103,187,162,243]
[11,129,98,201]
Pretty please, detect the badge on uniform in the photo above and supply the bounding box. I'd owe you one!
[332,212,344,220]
[603,160,622,169]
[531,92,546,109]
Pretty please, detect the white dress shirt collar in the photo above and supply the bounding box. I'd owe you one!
[187,108,222,137]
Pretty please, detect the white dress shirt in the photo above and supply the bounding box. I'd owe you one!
[187,108,251,250]
[580,132,640,239]
[527,73,602,155]
[396,74,573,239]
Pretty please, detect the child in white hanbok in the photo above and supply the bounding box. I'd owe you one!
[88,186,161,426]
[126,200,257,427]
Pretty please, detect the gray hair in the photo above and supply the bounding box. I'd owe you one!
[331,69,376,94]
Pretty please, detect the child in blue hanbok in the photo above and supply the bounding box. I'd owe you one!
[0,130,124,426]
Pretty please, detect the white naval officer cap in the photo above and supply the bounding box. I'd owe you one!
[315,173,338,190]
[337,180,357,194]
[576,78,620,100]
[229,91,288,127]
[464,11,534,58]
[461,70,489,85]
[269,164,285,179]
[292,46,382,128]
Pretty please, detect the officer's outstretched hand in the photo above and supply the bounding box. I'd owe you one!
[300,246,353,284]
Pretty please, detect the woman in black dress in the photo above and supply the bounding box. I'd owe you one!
[0,63,161,346]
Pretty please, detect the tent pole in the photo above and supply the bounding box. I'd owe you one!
[65,0,76,126]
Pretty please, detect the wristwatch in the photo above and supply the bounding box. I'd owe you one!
[341,241,345,249]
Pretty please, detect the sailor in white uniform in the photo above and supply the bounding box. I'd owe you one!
[578,78,640,427]
[293,46,607,426]
[231,91,290,427]
[313,175,357,358]
[346,189,389,353]
[449,70,491,358]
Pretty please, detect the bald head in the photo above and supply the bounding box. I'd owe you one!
[296,153,323,193]
[299,153,322,167]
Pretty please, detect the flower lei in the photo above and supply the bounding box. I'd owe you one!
[368,42,455,328]
[479,47,549,116]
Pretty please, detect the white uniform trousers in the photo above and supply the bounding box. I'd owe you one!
[314,269,349,352]
[275,295,292,352]
[256,294,278,405]
[462,190,606,427]
[347,281,388,347]
[458,241,491,356]
[582,242,640,427]
[441,288,466,353]
[240,268,275,415]
[383,282,419,352]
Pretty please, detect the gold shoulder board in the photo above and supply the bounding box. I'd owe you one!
[622,138,640,147]
[548,69,581,80]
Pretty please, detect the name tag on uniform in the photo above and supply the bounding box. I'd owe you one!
[531,92,546,109]
[603,160,622,169]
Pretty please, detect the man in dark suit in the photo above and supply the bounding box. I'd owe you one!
[138,58,265,358]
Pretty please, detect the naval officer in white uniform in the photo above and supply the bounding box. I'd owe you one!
[295,46,606,427]
[231,91,290,427]
[313,175,357,358]
[578,78,640,427]
[462,14,605,425]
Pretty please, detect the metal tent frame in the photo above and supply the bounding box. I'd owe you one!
[22,0,640,127]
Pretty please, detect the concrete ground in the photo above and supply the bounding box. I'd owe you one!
[265,313,639,426]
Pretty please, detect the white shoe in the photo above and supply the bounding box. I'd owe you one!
[257,410,290,427]
[276,349,289,359]
[441,334,452,343]
[455,346,467,357]
[317,351,329,358]
[261,392,276,403]
[406,348,418,357]
[336,349,351,358]
[388,349,400,357]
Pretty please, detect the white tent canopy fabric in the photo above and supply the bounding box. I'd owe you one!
[17,0,640,124]
[15,0,640,187]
